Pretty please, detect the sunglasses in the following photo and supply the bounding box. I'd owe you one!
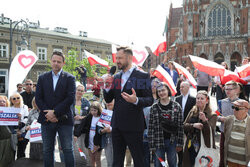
[232,106,246,111]
[77,89,84,92]
[12,97,20,101]
[25,83,33,86]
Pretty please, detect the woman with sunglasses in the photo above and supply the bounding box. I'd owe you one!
[0,95,15,166]
[148,82,184,167]
[10,93,29,159]
[182,90,217,167]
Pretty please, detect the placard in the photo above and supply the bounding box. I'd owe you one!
[0,107,20,125]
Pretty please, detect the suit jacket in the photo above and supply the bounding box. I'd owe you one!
[104,68,154,132]
[35,70,76,125]
[161,64,179,85]
[175,94,196,122]
[224,115,250,165]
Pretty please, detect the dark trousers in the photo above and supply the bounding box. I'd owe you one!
[197,86,208,92]
[112,128,144,167]
[219,132,225,167]
[17,138,29,159]
[177,150,183,167]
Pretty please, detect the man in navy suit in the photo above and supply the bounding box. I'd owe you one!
[104,46,154,167]
[35,51,76,167]
[175,81,196,167]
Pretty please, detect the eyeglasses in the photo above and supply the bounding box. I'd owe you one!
[25,83,33,86]
[12,97,20,101]
[232,106,246,111]
[77,89,84,92]
[18,87,22,89]
[225,88,235,91]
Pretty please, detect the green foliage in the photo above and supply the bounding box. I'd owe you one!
[60,48,114,80]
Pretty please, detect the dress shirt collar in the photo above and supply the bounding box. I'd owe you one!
[52,69,62,77]
[121,65,136,75]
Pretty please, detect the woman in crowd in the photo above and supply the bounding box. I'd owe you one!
[74,101,102,167]
[73,84,90,166]
[236,82,248,101]
[0,95,15,167]
[25,97,43,160]
[148,82,184,167]
[10,93,29,159]
[183,90,217,167]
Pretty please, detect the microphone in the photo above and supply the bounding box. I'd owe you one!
[109,66,116,76]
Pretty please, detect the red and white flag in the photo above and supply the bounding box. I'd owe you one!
[112,44,117,63]
[235,64,250,78]
[153,41,167,56]
[153,65,177,96]
[173,62,197,88]
[220,69,248,85]
[155,153,167,167]
[189,55,225,76]
[78,148,86,159]
[132,47,149,67]
[84,50,110,69]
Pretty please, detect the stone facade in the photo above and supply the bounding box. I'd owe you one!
[166,0,250,71]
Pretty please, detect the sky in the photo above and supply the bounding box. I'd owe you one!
[1,0,182,50]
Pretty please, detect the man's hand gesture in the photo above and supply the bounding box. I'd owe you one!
[121,88,137,103]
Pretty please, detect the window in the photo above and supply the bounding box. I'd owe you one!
[37,71,46,80]
[0,43,8,58]
[17,46,26,53]
[37,47,47,60]
[53,48,62,53]
[207,4,231,36]
[0,69,8,94]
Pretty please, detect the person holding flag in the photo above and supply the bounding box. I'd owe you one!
[161,57,178,86]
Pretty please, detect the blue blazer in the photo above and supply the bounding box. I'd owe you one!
[104,68,154,132]
[161,63,179,86]
[35,70,76,125]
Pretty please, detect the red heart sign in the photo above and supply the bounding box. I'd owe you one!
[18,54,36,69]
[133,50,147,65]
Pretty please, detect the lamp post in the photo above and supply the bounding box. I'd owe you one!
[9,19,30,64]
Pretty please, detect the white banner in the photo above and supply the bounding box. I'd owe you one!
[29,120,42,142]
[8,50,38,97]
[0,107,20,125]
[97,109,113,127]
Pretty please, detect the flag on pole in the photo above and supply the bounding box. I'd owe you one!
[132,47,149,66]
[189,55,225,76]
[84,50,110,69]
[155,152,167,167]
[8,50,38,97]
[78,148,86,159]
[153,42,167,56]
[173,62,197,88]
[112,44,117,63]
[235,64,250,78]
[153,65,177,96]
[220,69,248,85]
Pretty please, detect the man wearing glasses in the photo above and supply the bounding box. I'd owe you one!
[223,99,250,167]
[21,79,35,110]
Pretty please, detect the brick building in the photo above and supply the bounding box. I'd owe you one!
[166,0,250,71]
[0,14,112,95]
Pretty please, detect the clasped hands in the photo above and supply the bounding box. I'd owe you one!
[44,110,58,123]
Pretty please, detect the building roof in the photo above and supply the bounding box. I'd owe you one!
[0,24,112,45]
[170,7,183,28]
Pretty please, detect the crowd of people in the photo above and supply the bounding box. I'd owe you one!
[0,49,249,167]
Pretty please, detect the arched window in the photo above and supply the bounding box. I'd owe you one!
[207,4,231,36]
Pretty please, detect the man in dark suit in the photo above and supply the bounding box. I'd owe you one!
[175,81,196,167]
[35,51,76,167]
[104,46,154,167]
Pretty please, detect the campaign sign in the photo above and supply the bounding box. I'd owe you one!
[29,120,42,142]
[97,109,113,127]
[0,107,20,125]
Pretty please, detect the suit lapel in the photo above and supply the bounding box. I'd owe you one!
[54,71,64,92]
[122,68,137,92]
[48,72,54,92]
[184,95,190,112]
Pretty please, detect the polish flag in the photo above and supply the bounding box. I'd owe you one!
[235,64,250,78]
[84,50,110,69]
[189,55,225,76]
[112,44,117,63]
[173,62,197,88]
[78,148,86,159]
[215,110,222,116]
[132,47,149,66]
[153,65,177,96]
[153,41,167,56]
[220,69,248,85]
[155,153,167,167]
